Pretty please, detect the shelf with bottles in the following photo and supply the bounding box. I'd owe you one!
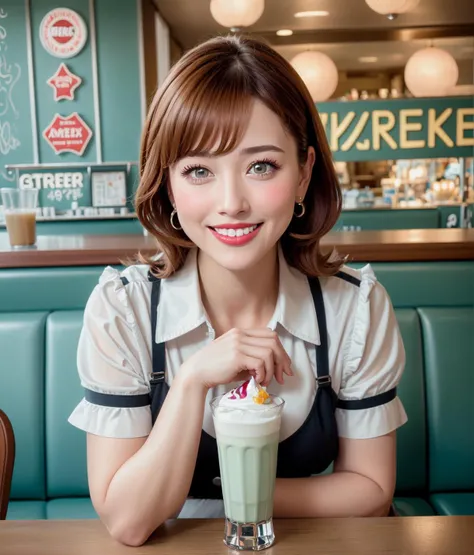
[336,156,474,211]
[35,203,137,221]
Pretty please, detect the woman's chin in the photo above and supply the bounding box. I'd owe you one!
[199,240,276,273]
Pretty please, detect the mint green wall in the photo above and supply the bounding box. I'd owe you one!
[96,0,142,162]
[1,0,143,190]
[0,2,34,182]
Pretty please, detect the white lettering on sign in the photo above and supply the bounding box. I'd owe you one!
[47,188,83,202]
[47,127,83,139]
[49,26,75,38]
[19,172,84,190]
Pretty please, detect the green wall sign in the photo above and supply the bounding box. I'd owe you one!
[316,96,474,162]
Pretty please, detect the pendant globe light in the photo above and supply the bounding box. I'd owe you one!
[404,47,459,97]
[365,0,419,20]
[210,0,265,31]
[291,51,339,102]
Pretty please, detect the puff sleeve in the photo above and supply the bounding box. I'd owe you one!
[68,267,152,439]
[336,266,408,439]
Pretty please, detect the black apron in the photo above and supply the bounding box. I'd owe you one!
[85,270,398,513]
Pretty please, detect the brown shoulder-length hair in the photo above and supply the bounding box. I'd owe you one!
[135,34,344,278]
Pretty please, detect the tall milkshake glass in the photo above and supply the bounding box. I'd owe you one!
[210,378,284,550]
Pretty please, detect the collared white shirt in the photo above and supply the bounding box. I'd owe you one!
[69,247,407,444]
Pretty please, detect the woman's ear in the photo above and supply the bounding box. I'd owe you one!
[297,146,316,199]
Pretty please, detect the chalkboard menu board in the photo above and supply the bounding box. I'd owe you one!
[0,3,34,186]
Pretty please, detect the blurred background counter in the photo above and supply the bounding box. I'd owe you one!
[0,229,472,269]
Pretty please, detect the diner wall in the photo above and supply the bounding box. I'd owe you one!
[1,0,144,195]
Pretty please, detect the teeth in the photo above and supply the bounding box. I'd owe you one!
[214,225,258,237]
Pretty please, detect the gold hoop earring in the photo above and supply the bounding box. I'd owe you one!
[294,198,305,218]
[170,208,182,230]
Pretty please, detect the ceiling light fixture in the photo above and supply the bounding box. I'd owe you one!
[294,11,329,18]
[276,29,293,36]
[290,51,338,102]
[404,47,459,97]
[210,0,265,31]
[364,0,419,21]
[359,56,378,63]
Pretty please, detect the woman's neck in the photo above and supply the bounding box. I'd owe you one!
[197,247,279,337]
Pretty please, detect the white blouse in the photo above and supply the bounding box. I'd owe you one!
[69,246,407,444]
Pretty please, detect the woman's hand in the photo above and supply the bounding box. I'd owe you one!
[180,328,292,390]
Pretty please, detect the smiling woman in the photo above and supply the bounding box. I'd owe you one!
[68,34,408,547]
[167,99,319,273]
[135,34,342,278]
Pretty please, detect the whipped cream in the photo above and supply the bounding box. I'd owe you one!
[219,377,274,409]
[213,378,284,438]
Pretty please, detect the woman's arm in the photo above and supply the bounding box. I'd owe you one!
[87,371,207,546]
[86,328,290,547]
[273,432,396,518]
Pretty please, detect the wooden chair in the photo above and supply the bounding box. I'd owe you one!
[0,409,15,520]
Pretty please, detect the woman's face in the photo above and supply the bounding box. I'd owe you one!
[169,99,315,272]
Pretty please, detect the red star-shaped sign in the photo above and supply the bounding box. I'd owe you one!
[47,63,82,101]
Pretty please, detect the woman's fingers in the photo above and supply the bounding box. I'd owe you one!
[239,345,276,386]
[240,355,266,384]
[240,333,292,380]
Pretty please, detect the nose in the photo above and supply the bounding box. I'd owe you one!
[216,174,250,218]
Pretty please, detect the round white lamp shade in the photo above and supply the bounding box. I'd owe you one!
[210,0,264,28]
[291,51,339,102]
[365,0,419,16]
[404,47,459,97]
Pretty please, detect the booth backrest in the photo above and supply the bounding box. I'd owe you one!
[0,261,473,506]
[46,313,88,498]
[419,308,474,492]
[395,309,427,494]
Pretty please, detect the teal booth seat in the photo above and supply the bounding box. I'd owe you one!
[0,261,473,520]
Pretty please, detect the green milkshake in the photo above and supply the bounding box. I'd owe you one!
[211,378,285,551]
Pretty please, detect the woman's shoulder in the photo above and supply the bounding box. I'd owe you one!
[96,251,165,289]
[316,264,397,330]
[98,264,153,287]
[84,264,155,321]
[319,263,379,302]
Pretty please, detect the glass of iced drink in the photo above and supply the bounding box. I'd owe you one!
[1,188,38,249]
[210,378,284,550]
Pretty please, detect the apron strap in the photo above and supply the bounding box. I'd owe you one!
[308,277,331,387]
[149,271,165,386]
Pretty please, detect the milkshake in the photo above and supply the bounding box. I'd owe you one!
[210,378,284,550]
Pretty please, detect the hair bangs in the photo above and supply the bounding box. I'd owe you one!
[164,73,254,165]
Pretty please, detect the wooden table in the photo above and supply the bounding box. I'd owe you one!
[0,229,473,268]
[0,517,473,554]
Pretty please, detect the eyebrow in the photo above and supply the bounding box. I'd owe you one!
[240,145,285,155]
[188,144,285,158]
